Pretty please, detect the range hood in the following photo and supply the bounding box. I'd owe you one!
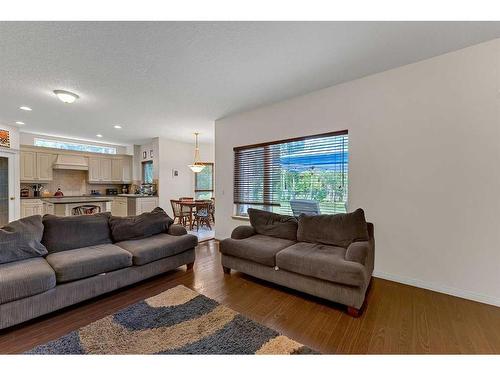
[52,154,89,171]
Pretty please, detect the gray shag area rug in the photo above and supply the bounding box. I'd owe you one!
[27,285,316,354]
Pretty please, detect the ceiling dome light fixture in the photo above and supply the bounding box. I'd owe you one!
[113,125,122,129]
[19,106,32,111]
[188,132,205,173]
[96,134,103,138]
[53,89,79,104]
[15,121,25,125]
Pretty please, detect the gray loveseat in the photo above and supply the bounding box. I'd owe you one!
[220,208,374,316]
[0,209,197,330]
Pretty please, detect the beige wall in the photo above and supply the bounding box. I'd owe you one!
[215,39,500,306]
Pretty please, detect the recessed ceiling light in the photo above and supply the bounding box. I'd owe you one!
[15,121,25,125]
[96,134,103,138]
[19,106,32,111]
[113,125,122,129]
[53,89,79,104]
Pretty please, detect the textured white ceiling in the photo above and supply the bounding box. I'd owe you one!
[1,22,500,144]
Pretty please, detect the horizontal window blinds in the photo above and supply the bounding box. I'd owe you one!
[234,130,348,215]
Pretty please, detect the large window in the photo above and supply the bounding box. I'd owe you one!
[34,138,117,154]
[195,163,214,200]
[234,130,348,216]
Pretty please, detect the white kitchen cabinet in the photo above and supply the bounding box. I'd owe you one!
[36,153,55,181]
[121,157,132,183]
[20,151,55,182]
[111,158,122,182]
[88,157,101,182]
[137,197,158,214]
[21,199,44,218]
[89,157,130,183]
[100,158,112,181]
[42,201,54,215]
[20,151,36,181]
[111,197,128,216]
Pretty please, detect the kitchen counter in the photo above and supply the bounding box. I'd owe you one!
[41,196,115,204]
[117,194,158,198]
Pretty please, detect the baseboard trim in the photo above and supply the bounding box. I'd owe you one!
[373,271,500,307]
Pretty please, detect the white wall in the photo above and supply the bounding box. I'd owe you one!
[157,138,214,216]
[215,39,500,306]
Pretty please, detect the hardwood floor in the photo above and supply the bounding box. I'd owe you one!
[1,240,499,354]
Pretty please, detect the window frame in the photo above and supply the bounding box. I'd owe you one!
[34,138,117,155]
[233,130,348,216]
[194,162,214,198]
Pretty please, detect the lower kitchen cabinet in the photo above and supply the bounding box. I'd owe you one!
[20,199,44,218]
[112,196,159,216]
[111,197,128,217]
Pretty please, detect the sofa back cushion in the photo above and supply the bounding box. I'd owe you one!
[109,207,174,242]
[0,215,47,264]
[42,213,112,253]
[297,208,369,248]
[248,208,298,241]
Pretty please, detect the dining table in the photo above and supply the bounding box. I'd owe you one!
[179,200,210,230]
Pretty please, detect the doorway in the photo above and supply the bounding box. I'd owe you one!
[0,151,18,226]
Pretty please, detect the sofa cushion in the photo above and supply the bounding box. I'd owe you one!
[297,208,369,248]
[45,244,132,283]
[275,242,366,287]
[248,208,298,241]
[115,233,198,266]
[0,258,56,304]
[109,207,174,242]
[0,215,47,264]
[220,234,295,267]
[42,213,112,253]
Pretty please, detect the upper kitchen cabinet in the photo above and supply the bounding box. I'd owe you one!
[20,151,55,182]
[88,156,133,183]
[37,153,55,181]
[111,158,122,182]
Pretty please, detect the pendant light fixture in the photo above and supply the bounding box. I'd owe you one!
[188,132,205,173]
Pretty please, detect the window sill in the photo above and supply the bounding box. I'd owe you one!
[231,215,250,221]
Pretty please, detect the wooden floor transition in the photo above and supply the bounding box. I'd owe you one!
[1,240,499,354]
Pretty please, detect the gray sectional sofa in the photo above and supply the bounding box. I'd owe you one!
[220,208,374,316]
[0,209,197,329]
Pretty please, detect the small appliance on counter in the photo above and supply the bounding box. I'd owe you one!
[20,187,30,198]
[90,190,102,196]
[121,185,129,194]
[54,188,64,197]
[106,188,118,195]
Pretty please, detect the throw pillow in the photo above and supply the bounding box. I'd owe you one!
[42,212,112,253]
[0,215,47,264]
[297,208,369,248]
[248,208,298,241]
[109,207,174,242]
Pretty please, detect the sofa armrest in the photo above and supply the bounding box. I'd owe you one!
[231,225,256,240]
[168,224,188,236]
[345,241,371,265]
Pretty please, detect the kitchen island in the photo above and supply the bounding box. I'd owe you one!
[20,196,114,217]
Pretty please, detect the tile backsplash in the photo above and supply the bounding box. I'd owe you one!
[21,169,123,197]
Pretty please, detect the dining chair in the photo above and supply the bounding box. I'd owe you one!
[170,200,189,226]
[209,197,215,223]
[193,201,212,231]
